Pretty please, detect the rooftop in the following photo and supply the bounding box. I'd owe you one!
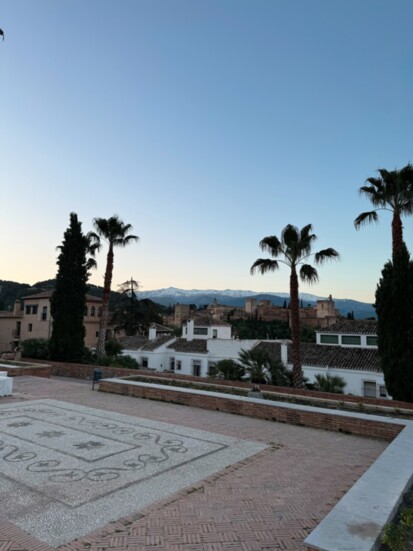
[319,319,377,334]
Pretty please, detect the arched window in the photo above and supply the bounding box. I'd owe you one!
[91,306,96,317]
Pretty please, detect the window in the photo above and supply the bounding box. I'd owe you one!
[141,357,148,368]
[28,323,33,332]
[95,331,99,337]
[176,360,182,371]
[90,306,96,317]
[41,306,47,321]
[194,327,208,335]
[320,334,339,344]
[342,335,361,346]
[379,385,387,398]
[366,336,378,346]
[32,305,38,315]
[213,329,218,339]
[192,360,201,377]
[170,358,175,371]
[25,305,38,315]
[25,305,30,315]
[98,307,102,317]
[363,381,376,398]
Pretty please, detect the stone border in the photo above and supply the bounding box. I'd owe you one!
[99,377,413,551]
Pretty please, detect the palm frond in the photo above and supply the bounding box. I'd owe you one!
[299,264,319,284]
[281,224,299,247]
[86,232,101,255]
[259,236,282,257]
[86,258,97,271]
[114,234,139,247]
[299,224,314,241]
[250,259,279,275]
[354,211,379,228]
[314,248,340,264]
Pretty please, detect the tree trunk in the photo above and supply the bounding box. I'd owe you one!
[290,267,304,388]
[392,209,404,260]
[96,244,114,358]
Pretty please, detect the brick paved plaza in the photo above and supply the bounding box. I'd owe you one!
[0,376,386,550]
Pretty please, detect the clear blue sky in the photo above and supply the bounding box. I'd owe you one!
[1,0,412,303]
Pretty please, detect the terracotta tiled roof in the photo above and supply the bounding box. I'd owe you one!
[319,320,377,335]
[252,341,283,361]
[22,290,54,299]
[167,338,208,353]
[288,343,381,372]
[22,290,102,302]
[151,323,172,332]
[117,336,148,350]
[190,316,231,327]
[142,336,176,351]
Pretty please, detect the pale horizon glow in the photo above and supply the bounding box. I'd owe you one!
[1,1,412,305]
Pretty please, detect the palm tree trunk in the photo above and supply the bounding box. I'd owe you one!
[96,244,114,358]
[290,267,304,388]
[392,209,404,260]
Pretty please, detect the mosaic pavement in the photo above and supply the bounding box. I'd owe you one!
[0,399,267,547]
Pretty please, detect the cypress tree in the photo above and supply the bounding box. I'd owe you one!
[375,243,413,401]
[49,213,93,362]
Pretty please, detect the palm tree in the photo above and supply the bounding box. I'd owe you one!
[251,224,339,388]
[354,164,413,260]
[238,348,290,386]
[314,373,346,394]
[90,216,139,358]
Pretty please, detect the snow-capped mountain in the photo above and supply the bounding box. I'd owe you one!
[136,287,375,319]
[137,287,324,302]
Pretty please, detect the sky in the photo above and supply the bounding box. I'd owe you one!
[1,0,412,304]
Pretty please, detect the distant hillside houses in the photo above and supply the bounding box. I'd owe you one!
[163,295,341,328]
[120,318,385,400]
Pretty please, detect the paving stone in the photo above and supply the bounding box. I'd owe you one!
[0,376,386,550]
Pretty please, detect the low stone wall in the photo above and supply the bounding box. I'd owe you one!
[37,360,140,380]
[25,359,413,413]
[3,365,51,378]
[99,379,402,441]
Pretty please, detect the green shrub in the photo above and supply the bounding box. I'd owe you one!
[21,338,50,359]
[314,374,346,394]
[382,506,413,551]
[105,338,123,357]
[110,354,140,369]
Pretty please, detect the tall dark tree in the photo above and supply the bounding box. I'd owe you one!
[251,224,339,388]
[118,278,140,336]
[49,213,97,361]
[354,164,413,260]
[90,216,139,358]
[375,243,413,402]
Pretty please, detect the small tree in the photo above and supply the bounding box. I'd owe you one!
[314,373,346,394]
[214,359,244,381]
[238,348,290,386]
[375,244,413,401]
[49,213,97,362]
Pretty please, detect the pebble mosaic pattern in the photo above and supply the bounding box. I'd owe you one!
[0,399,267,547]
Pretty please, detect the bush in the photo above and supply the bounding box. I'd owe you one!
[21,338,50,359]
[314,373,346,394]
[94,354,140,369]
[105,338,123,357]
[110,354,140,369]
[214,359,244,381]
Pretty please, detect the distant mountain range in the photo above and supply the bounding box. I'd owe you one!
[137,287,376,319]
[0,281,376,320]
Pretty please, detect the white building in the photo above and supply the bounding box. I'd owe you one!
[120,318,386,399]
